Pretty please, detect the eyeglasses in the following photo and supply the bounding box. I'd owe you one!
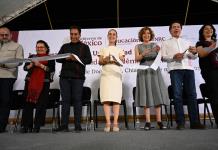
[36,46,45,49]
[0,34,9,37]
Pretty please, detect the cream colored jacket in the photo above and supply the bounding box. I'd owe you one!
[0,41,24,78]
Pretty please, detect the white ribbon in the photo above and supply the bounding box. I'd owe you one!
[137,51,161,71]
[110,55,123,66]
[0,53,85,66]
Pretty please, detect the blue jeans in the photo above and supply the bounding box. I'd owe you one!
[170,70,199,125]
[60,78,84,128]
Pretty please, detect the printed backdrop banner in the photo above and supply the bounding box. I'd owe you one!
[14,25,218,115]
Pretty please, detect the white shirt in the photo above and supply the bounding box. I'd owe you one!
[161,37,197,72]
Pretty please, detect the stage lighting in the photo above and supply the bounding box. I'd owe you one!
[211,0,218,3]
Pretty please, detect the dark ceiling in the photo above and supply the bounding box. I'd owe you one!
[4,0,218,31]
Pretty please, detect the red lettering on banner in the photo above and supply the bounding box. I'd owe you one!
[11,31,19,42]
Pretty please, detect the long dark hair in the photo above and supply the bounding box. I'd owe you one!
[198,24,217,42]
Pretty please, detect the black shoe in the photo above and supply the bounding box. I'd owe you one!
[33,128,40,133]
[20,127,28,133]
[20,127,32,133]
[74,126,82,133]
[176,124,185,130]
[53,126,69,132]
[157,122,167,130]
[190,123,205,129]
[0,128,6,133]
[144,122,151,131]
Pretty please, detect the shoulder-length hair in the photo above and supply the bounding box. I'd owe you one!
[198,24,217,42]
[138,26,154,42]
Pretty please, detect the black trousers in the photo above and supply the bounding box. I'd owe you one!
[0,78,16,131]
[21,82,50,129]
[59,78,84,129]
[202,69,218,125]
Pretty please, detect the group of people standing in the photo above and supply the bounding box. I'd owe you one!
[0,26,92,133]
[135,21,217,131]
[0,21,217,133]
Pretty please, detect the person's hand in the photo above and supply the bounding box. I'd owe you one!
[209,41,216,49]
[141,49,149,57]
[153,45,160,52]
[66,54,76,61]
[103,56,110,64]
[173,53,184,61]
[27,62,34,69]
[32,60,41,67]
[188,46,197,54]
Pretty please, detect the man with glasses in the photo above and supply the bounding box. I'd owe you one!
[0,27,24,133]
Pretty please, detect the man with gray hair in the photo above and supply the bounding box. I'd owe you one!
[0,27,24,133]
